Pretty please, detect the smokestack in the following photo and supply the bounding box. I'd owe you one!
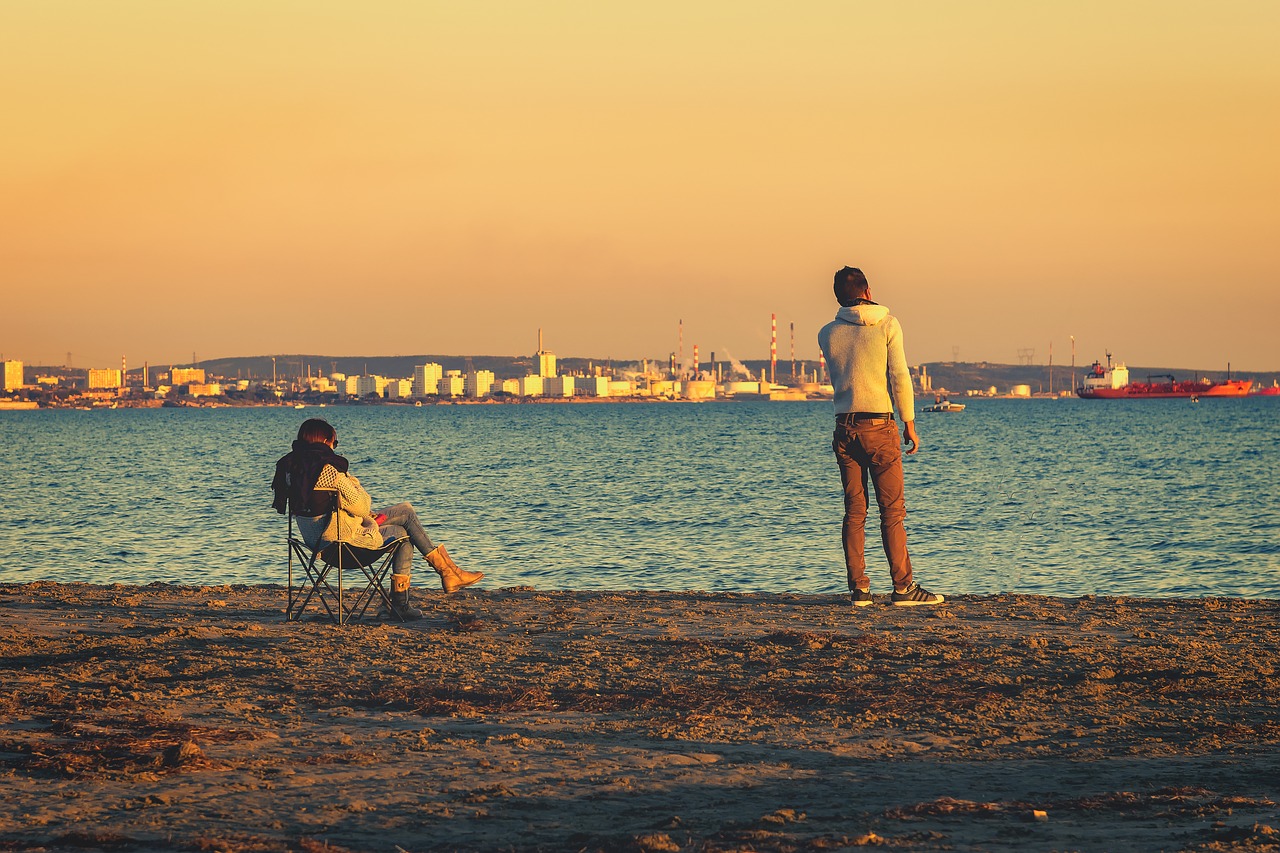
[790,322,796,383]
[678,319,684,379]
[770,313,777,386]
[693,344,699,379]
[819,351,828,384]
[538,327,543,353]
[121,355,126,388]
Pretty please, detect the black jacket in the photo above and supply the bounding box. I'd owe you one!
[271,441,350,516]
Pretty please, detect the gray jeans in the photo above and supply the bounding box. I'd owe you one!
[377,501,437,576]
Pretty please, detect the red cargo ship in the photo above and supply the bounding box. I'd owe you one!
[1076,355,1252,399]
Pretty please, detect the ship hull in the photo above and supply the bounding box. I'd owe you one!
[1077,380,1252,399]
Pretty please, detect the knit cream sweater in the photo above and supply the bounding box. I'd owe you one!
[294,464,384,551]
[817,303,915,421]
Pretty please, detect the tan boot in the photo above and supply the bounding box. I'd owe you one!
[425,545,483,593]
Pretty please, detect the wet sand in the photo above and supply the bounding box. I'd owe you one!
[1,582,1278,852]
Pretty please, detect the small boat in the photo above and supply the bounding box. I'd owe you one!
[923,396,966,413]
[294,403,306,409]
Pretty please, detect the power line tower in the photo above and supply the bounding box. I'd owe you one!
[1017,347,1036,366]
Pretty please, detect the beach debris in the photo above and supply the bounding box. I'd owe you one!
[161,740,205,767]
[887,797,1004,818]
[632,832,681,852]
[1032,809,1049,822]
[761,808,806,825]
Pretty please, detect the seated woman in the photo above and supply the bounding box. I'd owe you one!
[272,418,482,619]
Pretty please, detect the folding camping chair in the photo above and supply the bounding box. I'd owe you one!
[286,485,411,625]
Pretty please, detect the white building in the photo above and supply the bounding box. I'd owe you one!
[500,378,521,395]
[386,378,414,399]
[438,371,465,398]
[88,368,123,390]
[465,370,495,398]
[413,363,443,396]
[538,351,557,378]
[344,376,362,396]
[2,360,23,391]
[518,375,544,397]
[188,382,224,398]
[544,375,575,397]
[535,328,557,378]
[355,375,386,397]
[577,376,611,397]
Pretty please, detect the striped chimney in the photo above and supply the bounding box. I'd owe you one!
[770,313,777,386]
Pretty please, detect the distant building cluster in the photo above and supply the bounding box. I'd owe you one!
[1,324,844,408]
[266,329,831,403]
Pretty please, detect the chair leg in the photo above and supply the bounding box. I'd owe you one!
[288,550,345,625]
[287,540,412,627]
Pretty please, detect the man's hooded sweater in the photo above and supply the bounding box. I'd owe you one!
[817,301,915,421]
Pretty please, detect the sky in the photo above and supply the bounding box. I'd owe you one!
[2,1,1278,372]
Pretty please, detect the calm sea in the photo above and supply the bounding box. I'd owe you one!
[2,399,1277,598]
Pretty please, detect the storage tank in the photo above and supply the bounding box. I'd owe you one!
[685,380,716,400]
[1011,384,1032,397]
[722,381,762,395]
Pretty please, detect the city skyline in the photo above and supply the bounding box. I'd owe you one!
[3,2,1278,371]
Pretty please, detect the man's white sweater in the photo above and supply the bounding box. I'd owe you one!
[817,302,915,421]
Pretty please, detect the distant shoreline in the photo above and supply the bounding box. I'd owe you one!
[1,394,834,410]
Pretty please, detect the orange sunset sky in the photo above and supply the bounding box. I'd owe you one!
[2,1,1277,372]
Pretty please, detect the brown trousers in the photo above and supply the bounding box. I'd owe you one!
[832,420,914,591]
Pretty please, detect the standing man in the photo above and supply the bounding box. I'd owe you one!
[818,266,944,607]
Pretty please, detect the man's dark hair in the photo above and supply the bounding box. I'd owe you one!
[833,266,870,307]
[297,418,336,444]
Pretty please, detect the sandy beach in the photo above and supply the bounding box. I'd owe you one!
[1,582,1278,852]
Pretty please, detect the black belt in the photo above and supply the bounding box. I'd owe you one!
[836,412,894,424]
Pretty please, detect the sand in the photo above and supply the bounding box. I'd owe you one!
[1,582,1278,852]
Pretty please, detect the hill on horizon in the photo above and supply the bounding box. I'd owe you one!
[18,354,1280,393]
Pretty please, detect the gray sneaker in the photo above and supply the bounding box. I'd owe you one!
[850,587,873,607]
[891,582,945,606]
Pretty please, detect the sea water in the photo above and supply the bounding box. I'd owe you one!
[1,399,1277,597]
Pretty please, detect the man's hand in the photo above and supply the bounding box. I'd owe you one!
[903,420,920,455]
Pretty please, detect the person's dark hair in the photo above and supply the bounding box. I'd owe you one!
[833,266,870,307]
[297,418,336,444]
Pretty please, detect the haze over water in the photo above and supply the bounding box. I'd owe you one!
[2,400,1277,599]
